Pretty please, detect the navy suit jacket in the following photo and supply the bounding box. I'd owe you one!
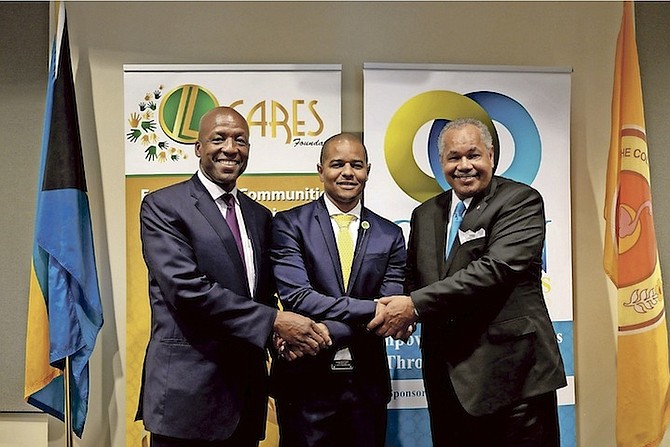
[138,174,278,441]
[270,197,406,403]
[407,176,566,416]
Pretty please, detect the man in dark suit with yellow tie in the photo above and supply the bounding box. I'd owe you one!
[270,133,406,447]
[138,106,331,447]
[368,118,566,446]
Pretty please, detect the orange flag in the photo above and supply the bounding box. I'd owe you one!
[604,2,670,446]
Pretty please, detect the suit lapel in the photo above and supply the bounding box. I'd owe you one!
[461,196,487,231]
[458,177,497,235]
[435,192,451,279]
[314,198,346,293]
[189,176,249,294]
[349,208,371,294]
[443,178,498,273]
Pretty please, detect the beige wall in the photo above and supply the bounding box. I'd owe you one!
[3,2,670,446]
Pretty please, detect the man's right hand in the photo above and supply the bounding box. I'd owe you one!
[367,295,418,340]
[273,311,332,358]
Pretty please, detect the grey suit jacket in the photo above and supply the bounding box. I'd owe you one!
[406,176,566,416]
[138,174,277,441]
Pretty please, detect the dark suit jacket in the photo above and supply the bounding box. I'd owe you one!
[270,197,406,404]
[138,174,278,441]
[406,176,566,416]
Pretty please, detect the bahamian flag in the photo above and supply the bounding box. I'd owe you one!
[604,3,670,446]
[24,3,103,438]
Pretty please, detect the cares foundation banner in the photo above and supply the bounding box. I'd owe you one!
[363,63,575,447]
[124,64,341,447]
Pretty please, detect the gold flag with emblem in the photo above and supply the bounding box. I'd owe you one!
[603,3,670,446]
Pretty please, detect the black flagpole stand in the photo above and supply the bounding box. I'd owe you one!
[64,356,74,447]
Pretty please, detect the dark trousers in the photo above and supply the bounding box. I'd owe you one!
[424,364,560,446]
[151,429,259,447]
[276,393,387,447]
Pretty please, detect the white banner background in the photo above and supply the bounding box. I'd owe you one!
[124,64,341,447]
[124,64,341,175]
[363,63,574,447]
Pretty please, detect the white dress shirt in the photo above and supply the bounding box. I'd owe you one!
[446,191,472,248]
[323,194,362,248]
[197,170,256,293]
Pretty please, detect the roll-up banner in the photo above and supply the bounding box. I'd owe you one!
[363,63,575,447]
[124,64,341,447]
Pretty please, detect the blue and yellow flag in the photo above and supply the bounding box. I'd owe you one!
[24,3,103,438]
[604,3,670,446]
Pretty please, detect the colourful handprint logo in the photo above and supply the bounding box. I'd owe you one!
[126,85,189,163]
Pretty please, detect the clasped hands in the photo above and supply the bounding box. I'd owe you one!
[272,311,331,361]
[367,295,418,341]
[273,296,418,361]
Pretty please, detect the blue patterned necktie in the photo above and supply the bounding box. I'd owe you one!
[446,201,465,259]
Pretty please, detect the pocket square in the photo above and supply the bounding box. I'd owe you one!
[458,228,486,244]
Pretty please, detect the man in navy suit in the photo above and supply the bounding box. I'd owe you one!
[270,133,406,447]
[138,106,331,447]
[368,118,566,446]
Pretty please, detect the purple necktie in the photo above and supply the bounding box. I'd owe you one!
[222,194,246,270]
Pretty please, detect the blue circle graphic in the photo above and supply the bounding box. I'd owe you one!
[465,91,541,185]
[428,119,449,190]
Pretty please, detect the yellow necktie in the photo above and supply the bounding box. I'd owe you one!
[334,214,356,288]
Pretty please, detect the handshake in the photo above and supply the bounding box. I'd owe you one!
[272,311,332,362]
[368,295,419,341]
[272,295,418,362]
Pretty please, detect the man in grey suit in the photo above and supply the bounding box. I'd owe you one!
[138,106,330,447]
[368,118,566,446]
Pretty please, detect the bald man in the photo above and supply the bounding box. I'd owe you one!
[138,107,330,447]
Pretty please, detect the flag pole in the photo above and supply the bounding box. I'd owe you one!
[24,1,103,439]
[64,357,73,447]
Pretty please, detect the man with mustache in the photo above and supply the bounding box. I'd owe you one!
[369,118,566,446]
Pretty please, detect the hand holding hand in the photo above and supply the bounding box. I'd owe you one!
[367,295,418,340]
[273,333,301,361]
[273,312,332,357]
[274,322,330,361]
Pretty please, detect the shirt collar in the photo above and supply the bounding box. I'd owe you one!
[323,194,362,220]
[197,169,239,203]
[450,190,472,213]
